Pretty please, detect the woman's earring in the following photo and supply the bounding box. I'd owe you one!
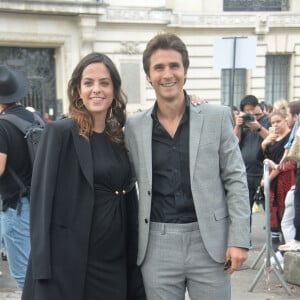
[75,98,84,110]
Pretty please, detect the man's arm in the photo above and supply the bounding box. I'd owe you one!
[233,114,243,141]
[246,120,269,139]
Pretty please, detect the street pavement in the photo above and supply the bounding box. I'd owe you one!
[0,210,299,300]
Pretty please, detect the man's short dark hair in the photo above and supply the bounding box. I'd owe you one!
[288,100,300,116]
[240,95,259,111]
[142,33,190,77]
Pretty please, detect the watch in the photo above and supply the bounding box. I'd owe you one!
[257,125,262,132]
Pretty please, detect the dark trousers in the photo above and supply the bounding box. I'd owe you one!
[247,175,264,230]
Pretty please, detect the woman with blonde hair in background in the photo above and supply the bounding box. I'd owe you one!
[258,109,297,251]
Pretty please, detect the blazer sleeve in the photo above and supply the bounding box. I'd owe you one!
[219,107,251,248]
[30,123,62,279]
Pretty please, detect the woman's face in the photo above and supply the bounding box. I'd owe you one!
[78,62,114,118]
[270,114,288,134]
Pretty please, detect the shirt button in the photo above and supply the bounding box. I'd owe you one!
[145,218,148,224]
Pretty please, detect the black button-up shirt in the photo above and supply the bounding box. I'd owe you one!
[150,96,197,223]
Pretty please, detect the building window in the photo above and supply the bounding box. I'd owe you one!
[0,46,57,118]
[265,55,290,104]
[221,68,246,107]
[223,0,289,11]
[120,61,140,104]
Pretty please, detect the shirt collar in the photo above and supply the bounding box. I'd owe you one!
[151,90,190,122]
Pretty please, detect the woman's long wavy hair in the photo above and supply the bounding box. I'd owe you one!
[68,52,127,144]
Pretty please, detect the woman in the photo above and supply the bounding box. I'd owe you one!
[259,109,297,251]
[22,53,145,300]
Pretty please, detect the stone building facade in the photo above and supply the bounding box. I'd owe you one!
[0,0,299,117]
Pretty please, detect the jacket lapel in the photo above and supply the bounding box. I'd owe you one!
[141,109,153,187]
[71,126,94,189]
[189,105,204,181]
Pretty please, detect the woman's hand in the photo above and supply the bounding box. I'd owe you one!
[190,94,207,106]
[264,158,276,170]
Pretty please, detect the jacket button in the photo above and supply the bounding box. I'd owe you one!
[147,191,151,196]
[145,218,148,224]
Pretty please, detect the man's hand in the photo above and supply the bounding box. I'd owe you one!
[234,114,243,127]
[225,247,248,274]
[245,120,261,131]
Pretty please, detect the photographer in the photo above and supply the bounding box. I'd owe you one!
[234,95,270,238]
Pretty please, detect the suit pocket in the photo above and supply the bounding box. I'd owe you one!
[214,207,229,221]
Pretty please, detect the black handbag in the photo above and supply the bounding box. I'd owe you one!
[253,186,265,204]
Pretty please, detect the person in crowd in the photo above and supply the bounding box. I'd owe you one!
[234,96,270,232]
[0,197,3,276]
[21,52,145,300]
[281,185,296,245]
[0,65,32,288]
[229,105,239,126]
[43,112,52,123]
[286,100,300,129]
[125,32,250,300]
[278,100,300,251]
[259,109,297,251]
[273,98,289,111]
[260,101,273,115]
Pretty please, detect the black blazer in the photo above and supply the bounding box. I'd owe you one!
[22,118,145,300]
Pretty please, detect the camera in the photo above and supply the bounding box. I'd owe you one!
[241,112,255,124]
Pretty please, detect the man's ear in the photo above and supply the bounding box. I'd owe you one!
[146,76,152,85]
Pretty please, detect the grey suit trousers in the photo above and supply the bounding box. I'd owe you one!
[141,222,231,300]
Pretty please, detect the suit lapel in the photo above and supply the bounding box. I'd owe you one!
[190,105,204,181]
[141,110,153,187]
[71,126,94,189]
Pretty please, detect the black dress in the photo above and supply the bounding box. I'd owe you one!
[83,132,132,300]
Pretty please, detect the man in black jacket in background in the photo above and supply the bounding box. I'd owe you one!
[0,65,33,288]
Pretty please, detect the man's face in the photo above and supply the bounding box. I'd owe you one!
[147,49,186,102]
[286,107,297,128]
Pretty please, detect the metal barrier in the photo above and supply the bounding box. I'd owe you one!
[248,161,292,295]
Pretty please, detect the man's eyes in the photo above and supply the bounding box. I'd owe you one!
[154,64,180,70]
[170,63,180,69]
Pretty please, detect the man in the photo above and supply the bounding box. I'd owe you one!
[0,65,32,288]
[234,96,270,232]
[125,33,250,300]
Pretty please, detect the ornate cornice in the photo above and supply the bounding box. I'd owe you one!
[99,7,171,24]
[1,3,300,29]
[100,9,300,28]
[169,13,300,28]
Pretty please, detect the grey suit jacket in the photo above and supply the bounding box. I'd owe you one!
[125,102,250,265]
